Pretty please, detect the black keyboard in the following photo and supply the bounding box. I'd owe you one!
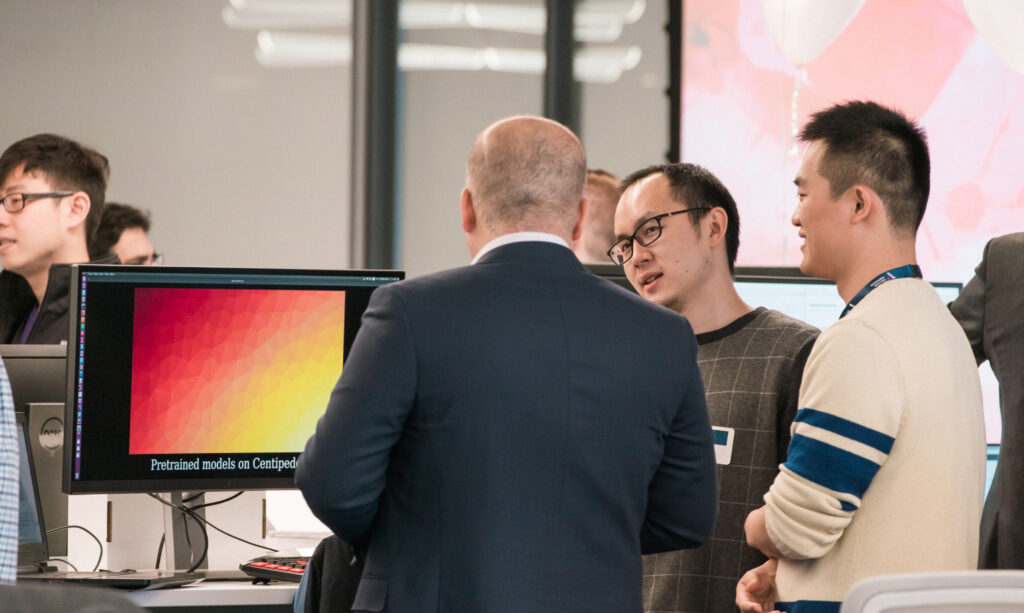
[239,554,309,583]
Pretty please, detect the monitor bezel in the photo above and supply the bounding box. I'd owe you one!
[63,264,405,494]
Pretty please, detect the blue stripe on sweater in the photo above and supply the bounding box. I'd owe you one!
[777,600,840,613]
[793,408,894,454]
[784,434,881,499]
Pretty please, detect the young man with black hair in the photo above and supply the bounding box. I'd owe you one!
[613,163,818,613]
[0,133,117,344]
[738,101,985,613]
[90,202,160,265]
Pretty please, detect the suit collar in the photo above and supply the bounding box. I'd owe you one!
[471,231,570,264]
[473,240,583,271]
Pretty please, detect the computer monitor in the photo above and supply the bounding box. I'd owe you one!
[732,266,963,331]
[1,345,69,557]
[16,411,50,573]
[63,265,404,494]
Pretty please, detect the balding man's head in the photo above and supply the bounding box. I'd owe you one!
[465,116,586,236]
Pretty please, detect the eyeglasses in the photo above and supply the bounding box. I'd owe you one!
[0,191,75,213]
[124,253,164,266]
[607,207,711,265]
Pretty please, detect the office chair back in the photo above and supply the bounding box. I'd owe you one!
[840,570,1024,612]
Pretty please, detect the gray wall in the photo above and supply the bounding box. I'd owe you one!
[0,0,351,269]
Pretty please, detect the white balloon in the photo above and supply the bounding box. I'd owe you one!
[759,0,866,67]
[963,0,1024,75]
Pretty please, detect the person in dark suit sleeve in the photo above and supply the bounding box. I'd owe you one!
[296,115,718,613]
[949,232,1024,569]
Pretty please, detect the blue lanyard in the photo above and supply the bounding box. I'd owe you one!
[840,265,922,319]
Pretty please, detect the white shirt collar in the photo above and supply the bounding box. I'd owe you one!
[471,232,571,264]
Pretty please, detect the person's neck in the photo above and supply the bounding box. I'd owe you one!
[468,226,571,260]
[835,241,918,303]
[679,276,754,335]
[24,243,90,305]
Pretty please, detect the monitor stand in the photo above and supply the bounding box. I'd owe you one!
[161,492,209,571]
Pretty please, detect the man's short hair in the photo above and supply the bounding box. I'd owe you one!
[800,100,930,234]
[89,202,152,259]
[0,133,110,242]
[584,169,620,250]
[620,163,741,272]
[466,116,586,235]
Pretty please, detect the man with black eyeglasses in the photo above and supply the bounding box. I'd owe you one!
[612,163,818,613]
[0,134,118,344]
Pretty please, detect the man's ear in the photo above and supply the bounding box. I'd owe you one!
[461,188,477,233]
[65,191,91,232]
[706,206,728,248]
[850,185,879,225]
[571,198,588,243]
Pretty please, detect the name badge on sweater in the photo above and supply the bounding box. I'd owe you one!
[713,427,734,465]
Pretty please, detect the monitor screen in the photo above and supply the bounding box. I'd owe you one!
[63,265,404,494]
[732,267,962,332]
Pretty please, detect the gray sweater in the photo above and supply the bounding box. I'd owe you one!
[643,307,818,613]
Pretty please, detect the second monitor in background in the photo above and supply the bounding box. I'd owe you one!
[731,267,962,330]
[1,344,69,557]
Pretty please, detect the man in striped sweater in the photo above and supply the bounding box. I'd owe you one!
[738,101,986,613]
[613,163,819,612]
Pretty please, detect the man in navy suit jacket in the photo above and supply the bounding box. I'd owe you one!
[296,115,718,613]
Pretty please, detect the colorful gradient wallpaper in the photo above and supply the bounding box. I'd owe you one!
[129,287,345,454]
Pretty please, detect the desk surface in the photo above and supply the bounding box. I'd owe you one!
[127,580,297,609]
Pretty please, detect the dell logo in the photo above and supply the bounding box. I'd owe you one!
[39,416,63,454]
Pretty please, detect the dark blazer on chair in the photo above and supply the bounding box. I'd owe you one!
[296,241,718,613]
[950,232,1024,569]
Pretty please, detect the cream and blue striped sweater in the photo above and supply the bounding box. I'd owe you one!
[764,278,986,613]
